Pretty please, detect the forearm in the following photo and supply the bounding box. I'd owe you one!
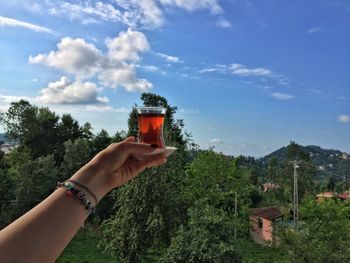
[0,161,109,263]
[0,187,89,263]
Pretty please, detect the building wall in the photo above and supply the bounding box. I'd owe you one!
[250,215,273,244]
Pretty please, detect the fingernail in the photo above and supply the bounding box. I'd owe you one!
[151,144,159,148]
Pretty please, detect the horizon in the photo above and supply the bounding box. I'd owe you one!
[1,1,349,157]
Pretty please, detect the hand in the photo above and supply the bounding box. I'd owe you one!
[70,137,167,202]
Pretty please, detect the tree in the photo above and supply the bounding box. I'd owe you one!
[100,93,188,262]
[90,129,112,157]
[278,197,350,262]
[162,150,252,262]
[59,139,90,182]
[7,149,58,220]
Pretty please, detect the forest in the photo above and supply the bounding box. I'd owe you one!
[1,93,350,263]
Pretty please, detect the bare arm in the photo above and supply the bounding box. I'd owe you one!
[0,137,166,263]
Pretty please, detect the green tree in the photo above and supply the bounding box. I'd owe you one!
[162,150,251,262]
[162,205,242,263]
[278,197,350,262]
[91,129,112,157]
[59,139,90,182]
[100,93,188,262]
[7,149,58,219]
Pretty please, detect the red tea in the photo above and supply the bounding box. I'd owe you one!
[137,113,165,148]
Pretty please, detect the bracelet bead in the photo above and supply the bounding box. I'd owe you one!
[57,181,96,215]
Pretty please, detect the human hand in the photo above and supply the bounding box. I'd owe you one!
[70,137,167,202]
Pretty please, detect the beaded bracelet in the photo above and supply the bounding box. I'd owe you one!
[57,181,96,215]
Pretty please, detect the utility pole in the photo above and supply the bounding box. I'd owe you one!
[293,161,299,230]
[234,191,238,239]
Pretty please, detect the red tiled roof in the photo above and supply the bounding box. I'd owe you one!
[338,192,350,200]
[251,207,282,220]
[316,192,334,198]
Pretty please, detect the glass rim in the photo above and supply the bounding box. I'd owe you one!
[137,106,166,114]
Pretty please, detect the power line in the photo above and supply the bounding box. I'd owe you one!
[0,200,42,203]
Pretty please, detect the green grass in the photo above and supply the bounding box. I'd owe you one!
[233,239,290,263]
[57,225,116,263]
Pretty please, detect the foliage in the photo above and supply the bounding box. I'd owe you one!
[6,149,58,219]
[278,197,350,262]
[0,100,90,162]
[100,93,188,262]
[161,151,254,262]
[59,139,91,182]
[57,225,116,263]
[162,205,242,263]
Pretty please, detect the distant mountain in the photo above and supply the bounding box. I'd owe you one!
[263,145,350,181]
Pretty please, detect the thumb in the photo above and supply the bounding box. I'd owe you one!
[124,136,136,143]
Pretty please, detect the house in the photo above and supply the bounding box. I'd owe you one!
[338,192,350,201]
[250,207,282,245]
[315,192,335,203]
[0,143,16,154]
[262,183,280,192]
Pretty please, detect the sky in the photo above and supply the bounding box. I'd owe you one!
[0,0,349,157]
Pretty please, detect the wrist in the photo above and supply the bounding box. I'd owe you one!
[69,161,111,203]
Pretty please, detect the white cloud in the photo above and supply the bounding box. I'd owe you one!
[29,37,102,77]
[30,28,153,93]
[0,94,34,104]
[106,29,150,62]
[39,0,222,29]
[85,105,129,113]
[159,0,222,14]
[199,67,224,73]
[179,108,200,114]
[199,63,272,77]
[37,76,105,105]
[231,63,271,76]
[209,138,222,143]
[142,65,167,75]
[155,52,183,63]
[271,92,294,100]
[307,27,321,34]
[338,115,350,123]
[0,15,53,34]
[98,63,153,92]
[215,18,231,28]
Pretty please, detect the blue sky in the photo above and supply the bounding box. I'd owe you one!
[0,0,349,157]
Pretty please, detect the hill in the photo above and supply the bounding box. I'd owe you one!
[263,145,350,181]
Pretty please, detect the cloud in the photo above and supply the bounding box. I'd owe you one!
[154,52,183,63]
[215,18,231,28]
[85,105,129,113]
[199,63,272,77]
[307,27,321,34]
[41,0,222,29]
[209,138,222,143]
[37,76,106,105]
[98,63,153,92]
[159,0,222,14]
[29,37,102,77]
[231,63,271,76]
[0,94,34,104]
[179,108,200,114]
[141,65,167,75]
[0,15,53,34]
[29,28,153,92]
[270,92,294,100]
[338,115,350,123]
[106,29,150,62]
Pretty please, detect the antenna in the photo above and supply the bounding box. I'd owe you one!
[293,161,299,230]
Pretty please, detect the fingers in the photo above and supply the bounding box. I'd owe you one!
[134,154,167,174]
[124,136,136,143]
[122,140,158,155]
